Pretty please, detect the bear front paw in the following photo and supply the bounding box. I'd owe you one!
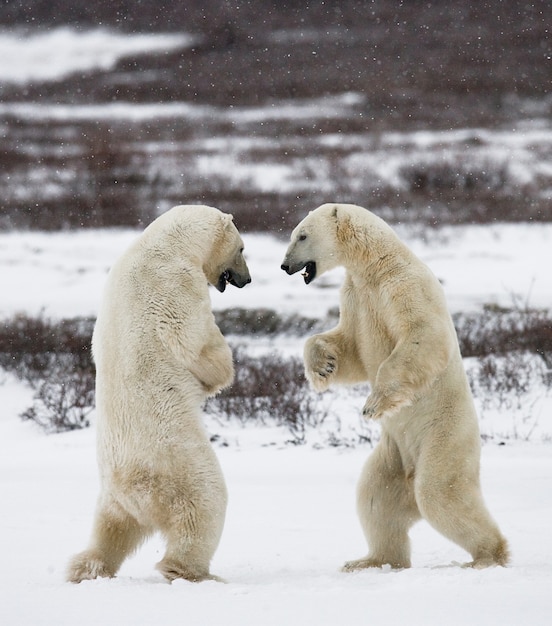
[313,353,337,379]
[362,398,379,420]
[362,391,406,421]
[305,342,337,391]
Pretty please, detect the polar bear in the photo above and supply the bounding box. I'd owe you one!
[281,203,509,570]
[67,205,251,584]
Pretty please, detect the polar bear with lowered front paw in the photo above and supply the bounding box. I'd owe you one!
[281,203,508,570]
[67,205,250,584]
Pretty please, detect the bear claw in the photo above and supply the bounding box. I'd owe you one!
[317,361,335,377]
[317,357,336,376]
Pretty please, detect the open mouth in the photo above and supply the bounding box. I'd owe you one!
[216,269,251,292]
[281,260,316,284]
[302,261,316,284]
[216,270,230,292]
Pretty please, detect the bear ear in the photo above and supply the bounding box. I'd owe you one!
[221,213,234,229]
[333,205,352,241]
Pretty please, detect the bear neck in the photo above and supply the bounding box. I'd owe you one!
[340,224,412,286]
[139,223,211,268]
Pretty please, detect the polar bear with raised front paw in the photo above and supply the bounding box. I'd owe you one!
[281,203,509,570]
[67,205,251,584]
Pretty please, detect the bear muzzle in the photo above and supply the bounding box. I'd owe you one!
[280,261,317,284]
[216,268,252,292]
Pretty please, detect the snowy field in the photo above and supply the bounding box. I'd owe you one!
[1,406,551,626]
[1,25,552,626]
[1,222,551,320]
[1,223,552,625]
[0,28,196,84]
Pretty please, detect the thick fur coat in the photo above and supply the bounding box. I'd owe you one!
[67,205,250,583]
[282,203,509,569]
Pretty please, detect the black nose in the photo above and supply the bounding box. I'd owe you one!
[281,264,290,273]
[230,274,251,288]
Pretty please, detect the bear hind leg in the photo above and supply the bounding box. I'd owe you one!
[156,528,224,583]
[156,501,227,583]
[155,479,227,583]
[66,496,149,583]
[343,436,421,572]
[415,474,510,568]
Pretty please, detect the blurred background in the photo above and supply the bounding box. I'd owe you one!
[1,0,550,233]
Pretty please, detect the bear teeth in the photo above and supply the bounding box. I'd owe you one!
[302,261,316,284]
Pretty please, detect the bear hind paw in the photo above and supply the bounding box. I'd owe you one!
[463,538,510,569]
[342,556,410,572]
[66,550,115,583]
[156,558,223,583]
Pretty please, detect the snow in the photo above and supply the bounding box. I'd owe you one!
[1,221,552,624]
[0,94,364,123]
[1,24,552,626]
[0,27,195,84]
[1,393,551,625]
[1,222,551,320]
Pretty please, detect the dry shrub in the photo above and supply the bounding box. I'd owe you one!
[460,303,552,441]
[468,352,546,411]
[453,304,552,366]
[2,1,551,233]
[0,313,94,375]
[396,157,551,225]
[0,313,95,433]
[467,351,547,442]
[206,345,327,444]
[401,158,509,195]
[20,356,95,433]
[2,304,550,438]
[214,308,319,336]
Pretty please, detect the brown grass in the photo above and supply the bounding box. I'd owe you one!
[1,304,550,434]
[1,1,550,231]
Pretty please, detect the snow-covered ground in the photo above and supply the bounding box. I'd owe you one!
[1,222,551,625]
[1,380,551,625]
[0,222,550,319]
[1,25,551,626]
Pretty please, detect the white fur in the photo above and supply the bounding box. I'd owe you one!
[67,205,249,583]
[282,203,509,569]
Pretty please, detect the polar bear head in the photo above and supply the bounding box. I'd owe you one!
[143,205,251,292]
[281,203,395,284]
[201,208,251,293]
[280,203,347,284]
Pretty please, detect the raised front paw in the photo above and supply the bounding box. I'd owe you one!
[362,389,406,421]
[202,363,234,396]
[362,396,379,420]
[195,344,234,397]
[304,338,337,392]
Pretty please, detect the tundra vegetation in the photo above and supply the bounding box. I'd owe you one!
[0,0,550,440]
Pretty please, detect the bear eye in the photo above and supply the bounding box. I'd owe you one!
[298,234,307,241]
